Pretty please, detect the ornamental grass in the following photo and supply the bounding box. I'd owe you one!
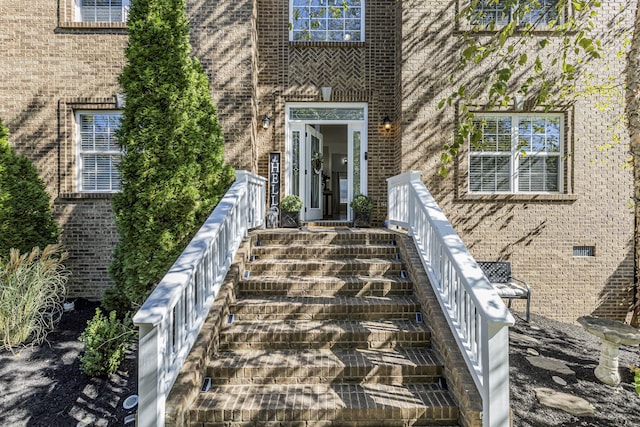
[0,244,69,351]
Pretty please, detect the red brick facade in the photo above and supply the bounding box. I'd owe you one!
[0,0,635,322]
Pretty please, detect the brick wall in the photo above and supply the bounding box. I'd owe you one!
[254,0,398,221]
[398,0,635,322]
[0,0,635,322]
[0,0,128,297]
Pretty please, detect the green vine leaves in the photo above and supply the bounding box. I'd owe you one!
[436,0,613,177]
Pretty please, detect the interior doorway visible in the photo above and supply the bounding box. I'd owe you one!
[285,103,368,222]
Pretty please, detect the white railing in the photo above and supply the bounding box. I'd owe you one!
[132,170,266,427]
[387,171,515,427]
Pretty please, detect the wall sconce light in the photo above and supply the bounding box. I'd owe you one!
[114,93,126,108]
[383,115,391,131]
[321,86,332,102]
[262,115,271,129]
[514,95,524,110]
[342,157,348,165]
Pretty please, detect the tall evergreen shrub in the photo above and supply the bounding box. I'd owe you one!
[105,0,234,310]
[0,119,60,259]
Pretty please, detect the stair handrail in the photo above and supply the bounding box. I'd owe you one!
[387,171,515,427]
[133,170,266,427]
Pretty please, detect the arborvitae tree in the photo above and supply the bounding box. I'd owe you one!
[104,0,234,311]
[0,119,60,259]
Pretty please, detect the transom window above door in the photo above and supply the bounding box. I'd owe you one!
[290,0,365,42]
[469,113,563,194]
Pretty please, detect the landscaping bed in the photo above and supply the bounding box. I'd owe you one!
[0,299,137,426]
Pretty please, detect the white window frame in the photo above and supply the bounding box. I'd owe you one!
[74,0,130,23]
[75,111,123,193]
[468,112,564,194]
[289,0,365,42]
[471,0,563,28]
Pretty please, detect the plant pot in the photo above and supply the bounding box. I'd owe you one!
[281,211,300,228]
[352,210,371,227]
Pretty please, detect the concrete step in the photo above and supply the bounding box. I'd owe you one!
[251,243,401,260]
[238,275,413,297]
[231,296,420,321]
[219,319,431,351]
[207,348,443,385]
[245,258,404,277]
[191,383,459,426]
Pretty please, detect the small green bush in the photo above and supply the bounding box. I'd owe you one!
[280,195,303,212]
[350,194,373,212]
[79,309,134,377]
[0,244,68,350]
[632,366,640,397]
[0,118,60,259]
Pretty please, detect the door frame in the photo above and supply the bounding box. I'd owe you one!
[285,102,368,222]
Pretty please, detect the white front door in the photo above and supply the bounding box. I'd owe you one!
[286,103,368,222]
[305,125,324,220]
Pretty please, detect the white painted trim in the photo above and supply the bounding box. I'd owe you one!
[468,112,564,194]
[288,0,366,42]
[74,110,123,193]
[285,103,368,221]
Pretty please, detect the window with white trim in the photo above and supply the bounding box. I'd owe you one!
[290,0,364,42]
[469,113,563,193]
[75,0,130,23]
[76,112,122,192]
[471,0,561,27]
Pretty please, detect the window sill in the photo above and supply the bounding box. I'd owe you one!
[59,192,117,200]
[289,41,365,48]
[456,193,578,203]
[58,21,128,32]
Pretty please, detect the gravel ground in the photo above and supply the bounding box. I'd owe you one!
[0,302,638,426]
[508,311,640,427]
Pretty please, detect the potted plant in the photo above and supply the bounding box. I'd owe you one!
[280,195,303,228]
[350,194,373,227]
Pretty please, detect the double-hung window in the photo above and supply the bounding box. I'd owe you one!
[469,113,563,193]
[471,0,561,27]
[76,112,122,192]
[75,0,130,23]
[290,0,364,42]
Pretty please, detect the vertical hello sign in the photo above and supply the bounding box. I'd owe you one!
[269,152,280,209]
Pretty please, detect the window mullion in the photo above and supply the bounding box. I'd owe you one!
[511,115,518,192]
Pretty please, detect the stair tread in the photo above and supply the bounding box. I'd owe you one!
[233,295,419,306]
[241,275,410,283]
[194,382,457,413]
[209,348,441,369]
[222,319,429,334]
[253,243,398,249]
[249,257,400,264]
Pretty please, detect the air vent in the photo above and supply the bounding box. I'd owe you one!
[573,246,595,257]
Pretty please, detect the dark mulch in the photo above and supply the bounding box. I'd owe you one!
[0,303,638,426]
[0,299,137,426]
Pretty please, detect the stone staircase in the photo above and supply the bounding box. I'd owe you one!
[189,228,461,426]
